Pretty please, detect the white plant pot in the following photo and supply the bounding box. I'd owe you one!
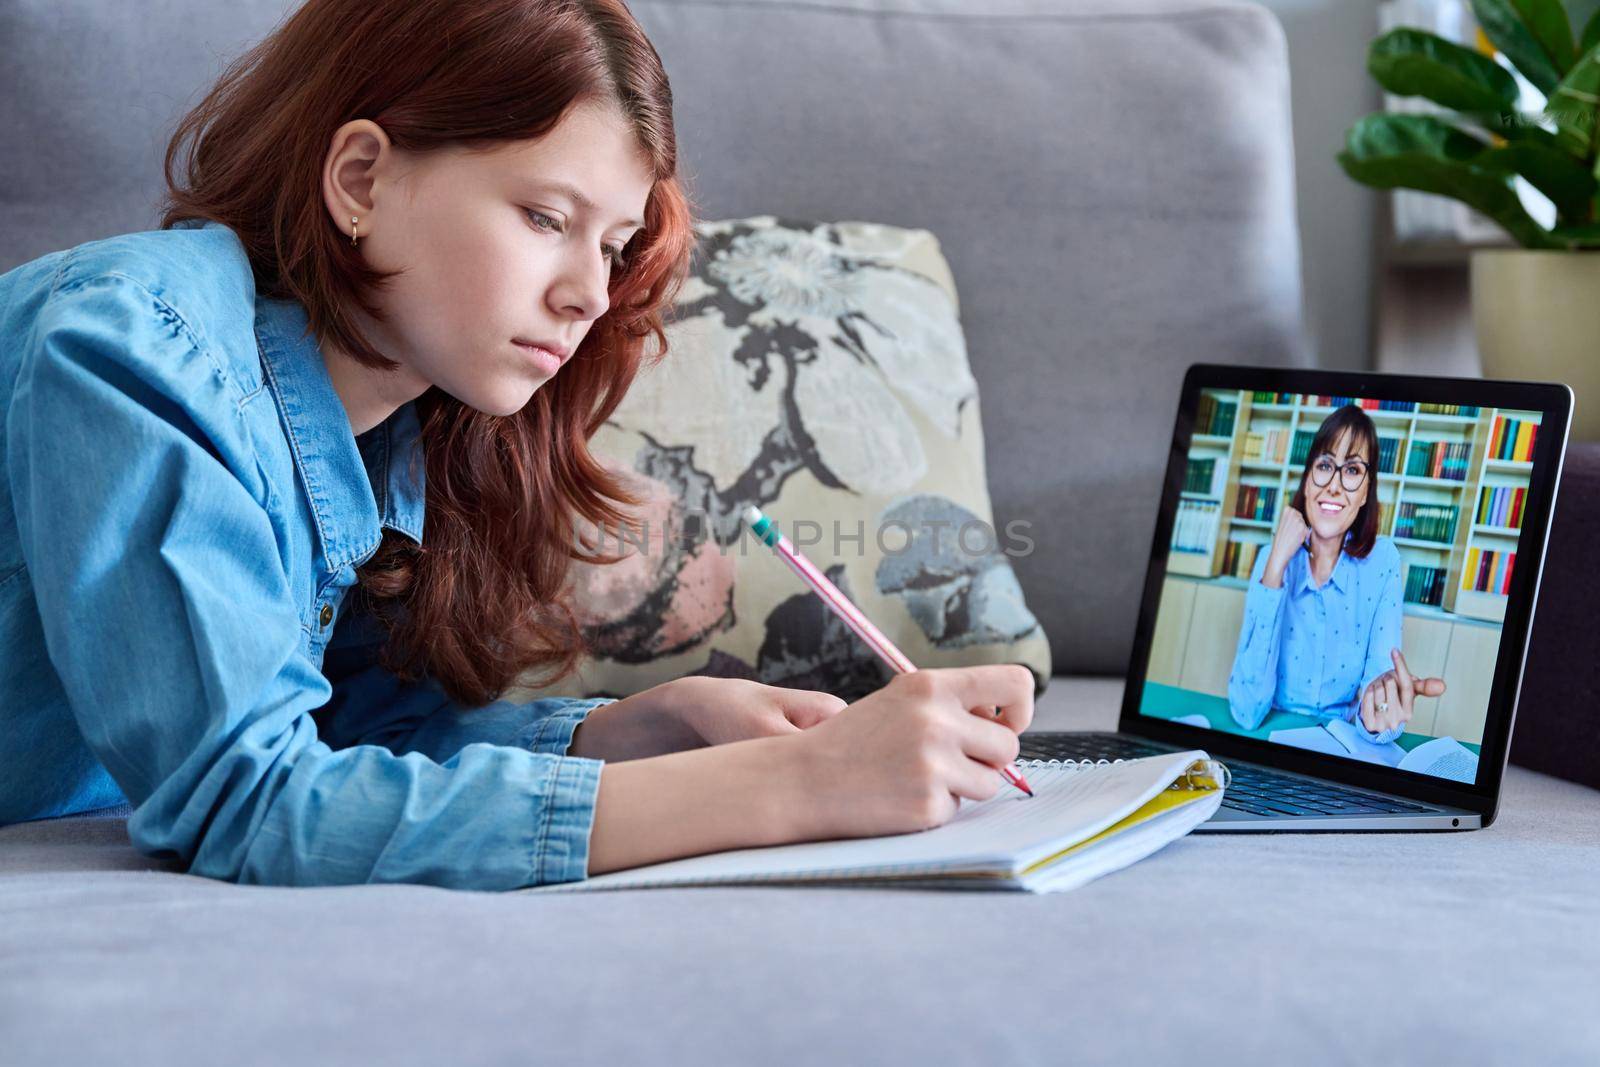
[1471,249,1598,442]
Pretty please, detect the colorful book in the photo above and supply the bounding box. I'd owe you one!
[1491,416,1539,462]
[1463,547,1517,594]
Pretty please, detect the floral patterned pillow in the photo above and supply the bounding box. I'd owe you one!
[509,215,1052,704]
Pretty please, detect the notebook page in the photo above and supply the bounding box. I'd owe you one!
[613,791,1224,895]
[530,750,1210,891]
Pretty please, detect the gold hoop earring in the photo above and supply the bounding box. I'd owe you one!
[351,215,359,248]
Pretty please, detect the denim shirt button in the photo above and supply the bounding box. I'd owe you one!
[319,603,334,628]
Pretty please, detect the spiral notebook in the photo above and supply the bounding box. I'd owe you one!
[526,749,1228,894]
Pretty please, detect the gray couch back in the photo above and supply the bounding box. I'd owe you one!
[1,0,1310,675]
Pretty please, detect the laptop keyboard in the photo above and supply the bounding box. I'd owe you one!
[1219,763,1434,816]
[1019,734,1172,762]
[1017,733,1437,817]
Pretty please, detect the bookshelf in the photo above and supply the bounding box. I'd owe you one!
[1455,410,1539,622]
[1169,389,1237,577]
[1171,392,1537,623]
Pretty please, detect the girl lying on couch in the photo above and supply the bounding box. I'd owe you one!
[0,0,1034,888]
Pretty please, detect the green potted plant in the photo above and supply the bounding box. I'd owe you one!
[1338,0,1599,440]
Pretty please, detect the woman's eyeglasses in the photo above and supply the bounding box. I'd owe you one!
[1309,454,1369,492]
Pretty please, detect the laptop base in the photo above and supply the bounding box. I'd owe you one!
[1018,731,1480,831]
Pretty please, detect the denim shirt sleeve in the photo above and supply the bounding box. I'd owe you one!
[1335,543,1407,745]
[7,272,603,888]
[1227,547,1287,731]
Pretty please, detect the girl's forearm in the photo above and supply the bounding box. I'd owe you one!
[583,735,823,876]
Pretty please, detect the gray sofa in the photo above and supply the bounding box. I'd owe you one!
[3,1,1596,1063]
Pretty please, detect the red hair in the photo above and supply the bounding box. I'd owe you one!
[159,0,697,706]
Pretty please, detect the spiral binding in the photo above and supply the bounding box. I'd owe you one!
[1017,755,1232,792]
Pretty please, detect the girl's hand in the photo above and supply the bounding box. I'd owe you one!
[791,665,1035,840]
[1358,648,1447,735]
[660,676,847,747]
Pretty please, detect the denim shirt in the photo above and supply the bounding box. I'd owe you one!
[0,220,612,888]
[1227,532,1406,744]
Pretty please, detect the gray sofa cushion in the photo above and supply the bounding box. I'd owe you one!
[628,0,1312,674]
[0,0,1311,674]
[3,679,1596,1065]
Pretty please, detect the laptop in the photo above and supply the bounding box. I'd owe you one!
[1018,363,1573,830]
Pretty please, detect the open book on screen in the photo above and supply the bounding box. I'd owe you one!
[525,749,1227,894]
[1269,719,1480,783]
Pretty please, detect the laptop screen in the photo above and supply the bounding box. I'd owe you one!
[1136,387,1547,787]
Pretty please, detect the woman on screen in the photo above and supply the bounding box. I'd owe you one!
[1227,404,1445,743]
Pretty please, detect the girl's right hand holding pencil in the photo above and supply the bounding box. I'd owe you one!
[792,664,1035,838]
[585,663,1034,876]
